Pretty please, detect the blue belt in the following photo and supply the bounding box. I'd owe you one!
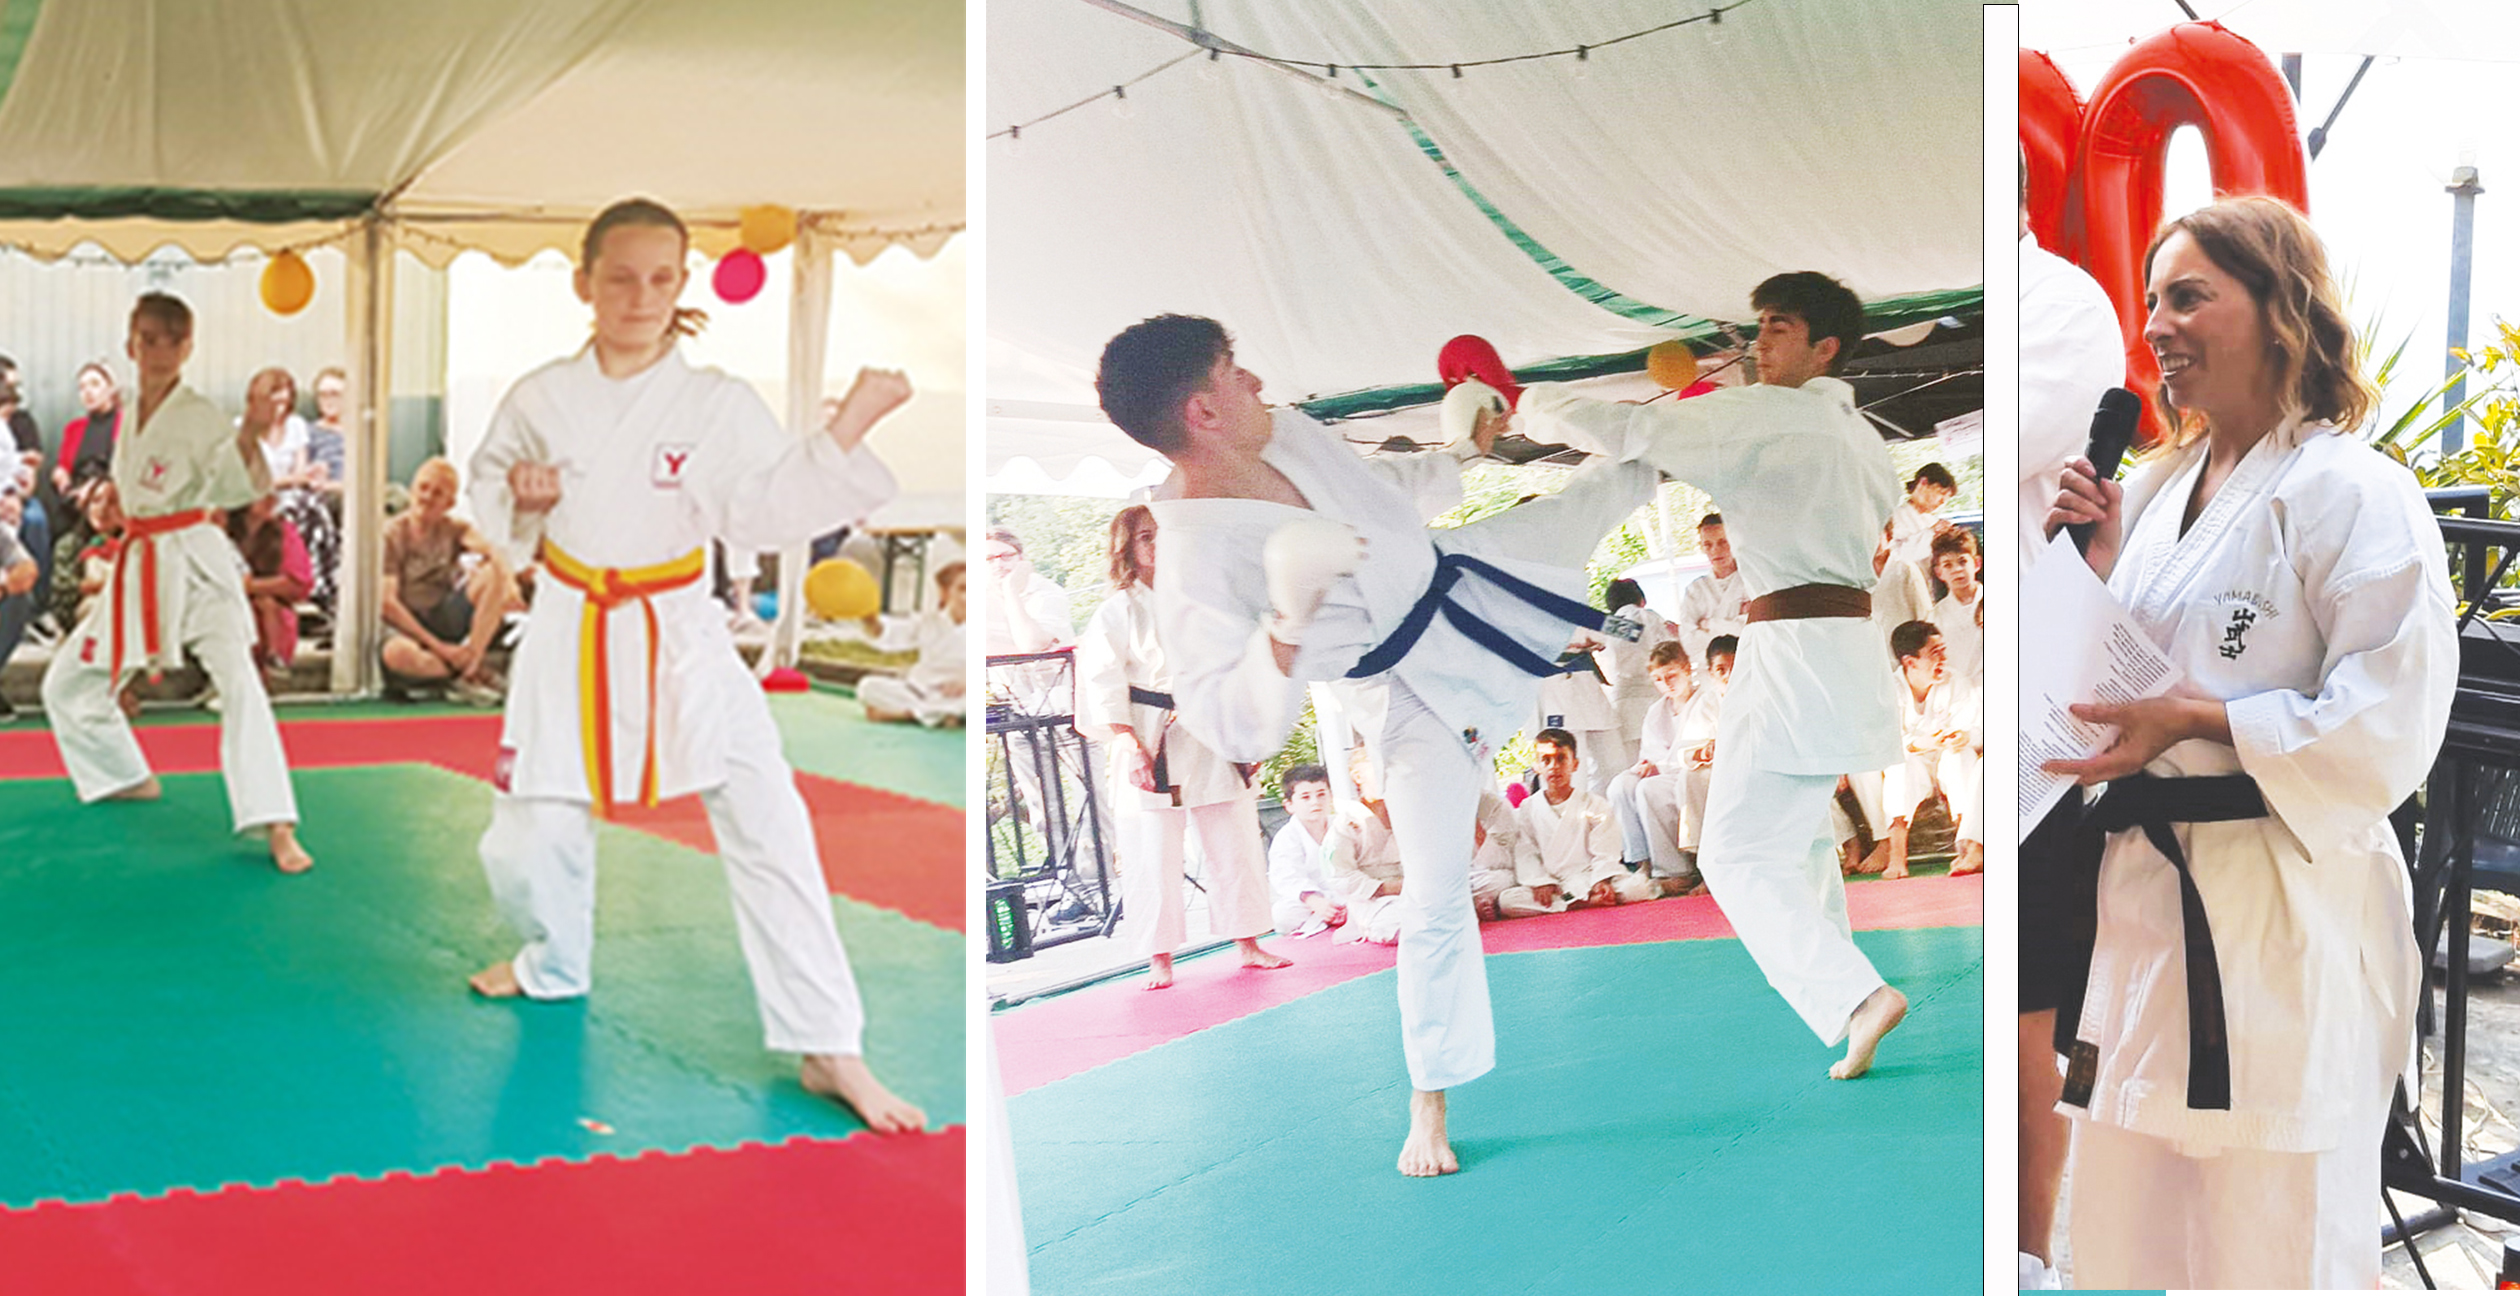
[1346,548,1615,681]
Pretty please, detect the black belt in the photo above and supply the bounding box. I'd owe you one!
[1127,685,1177,795]
[2059,771,2268,1112]
[1347,547,1628,682]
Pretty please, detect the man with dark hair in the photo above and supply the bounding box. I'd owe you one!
[1509,270,1910,1081]
[1099,313,1655,1176]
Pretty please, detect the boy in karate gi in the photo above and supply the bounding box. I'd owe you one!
[1509,272,1909,1080]
[859,561,969,728]
[42,294,311,874]
[1607,640,1698,888]
[1497,729,1651,917]
[1267,763,1345,937]
[463,199,920,1133]
[1098,314,1653,1174]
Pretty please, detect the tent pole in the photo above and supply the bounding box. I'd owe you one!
[764,222,836,675]
[334,215,395,695]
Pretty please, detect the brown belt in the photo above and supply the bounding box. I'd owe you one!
[1742,583,1872,623]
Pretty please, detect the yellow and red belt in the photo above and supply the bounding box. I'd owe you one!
[538,540,707,813]
[107,508,214,680]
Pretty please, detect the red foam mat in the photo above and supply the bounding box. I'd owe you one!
[0,718,963,930]
[1000,874,1982,1094]
[0,1130,963,1296]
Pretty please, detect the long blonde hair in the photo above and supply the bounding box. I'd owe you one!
[2143,195,2373,446]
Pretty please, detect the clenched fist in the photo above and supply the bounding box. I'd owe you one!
[510,461,565,514]
[827,367,913,452]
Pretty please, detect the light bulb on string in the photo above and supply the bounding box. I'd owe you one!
[1318,64,1342,100]
[1110,84,1136,120]
[1573,45,1591,81]
[1198,46,1222,84]
[1707,9,1727,48]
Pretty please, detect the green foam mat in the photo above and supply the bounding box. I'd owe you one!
[768,690,964,808]
[0,763,964,1208]
[1011,927,1982,1295]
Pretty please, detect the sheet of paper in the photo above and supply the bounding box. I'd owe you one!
[2017,532,2184,839]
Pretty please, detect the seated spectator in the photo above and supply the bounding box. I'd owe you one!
[1325,744,1406,945]
[2,381,47,612]
[226,494,313,685]
[1929,527,1983,686]
[858,561,967,727]
[1886,461,1957,574]
[1533,646,1625,794]
[1881,620,1972,880]
[304,367,350,506]
[52,481,121,631]
[1468,786,1528,920]
[1267,763,1346,937]
[0,486,38,717]
[1608,640,1703,889]
[379,457,513,705]
[1493,730,1654,919]
[1674,635,1735,866]
[52,361,120,506]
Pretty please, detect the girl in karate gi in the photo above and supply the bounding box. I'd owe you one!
[2047,195,2455,1289]
[41,294,311,874]
[464,198,922,1133]
[1074,505,1288,988]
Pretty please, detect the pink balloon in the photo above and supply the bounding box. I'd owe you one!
[713,249,767,303]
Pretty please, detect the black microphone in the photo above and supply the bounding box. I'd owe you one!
[2069,387,2141,555]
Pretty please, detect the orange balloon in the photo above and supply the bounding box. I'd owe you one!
[740,204,798,255]
[260,250,315,315]
[1644,340,1699,390]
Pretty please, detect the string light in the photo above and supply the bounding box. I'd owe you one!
[1110,84,1133,119]
[988,0,1756,141]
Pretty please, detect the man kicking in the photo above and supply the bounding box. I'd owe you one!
[1509,272,1908,1079]
[1097,315,1654,1176]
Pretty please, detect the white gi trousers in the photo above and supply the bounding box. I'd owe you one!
[1697,760,1886,1044]
[1607,769,1698,880]
[43,569,296,831]
[1116,793,1272,958]
[859,675,964,727]
[477,688,867,1057]
[1377,680,1495,1092]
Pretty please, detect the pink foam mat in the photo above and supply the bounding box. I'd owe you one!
[999,873,1981,1094]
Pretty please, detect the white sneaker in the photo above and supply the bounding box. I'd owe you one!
[2018,1252,2061,1290]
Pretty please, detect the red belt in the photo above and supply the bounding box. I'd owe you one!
[107,509,214,680]
[1742,583,1872,624]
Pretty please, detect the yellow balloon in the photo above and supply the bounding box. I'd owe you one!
[804,558,881,621]
[1644,340,1699,391]
[260,250,315,316]
[739,204,798,255]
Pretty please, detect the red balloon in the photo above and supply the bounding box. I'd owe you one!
[713,248,768,303]
[2017,48,2084,252]
[1677,379,1717,399]
[2070,22,2308,435]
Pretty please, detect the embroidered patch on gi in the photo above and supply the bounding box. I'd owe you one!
[2211,590,2277,661]
[1545,713,1566,729]
[142,457,170,489]
[494,745,517,793]
[79,636,96,665]
[651,443,696,488]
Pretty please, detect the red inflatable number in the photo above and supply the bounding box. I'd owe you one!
[2018,49,2083,251]
[2022,23,2309,437]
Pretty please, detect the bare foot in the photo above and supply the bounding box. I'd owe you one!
[1235,937,1292,970]
[801,1053,927,1134]
[268,823,313,874]
[1851,841,1890,875]
[1829,984,1909,1080]
[1398,1088,1459,1177]
[468,960,525,997]
[1143,951,1175,990]
[1950,842,1984,877]
[106,775,163,801]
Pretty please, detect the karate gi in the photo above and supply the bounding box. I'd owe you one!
[1871,551,1934,650]
[858,609,966,726]
[1324,800,1406,946]
[1598,594,1675,767]
[1670,678,1725,857]
[1533,663,1626,793]
[1467,789,1524,921]
[43,385,296,831]
[1608,692,1684,869]
[1885,499,1940,577]
[1267,815,1336,936]
[1520,377,1900,1045]
[1674,568,1746,670]
[1932,586,1983,686]
[1885,677,1973,830]
[1151,407,1653,1090]
[2066,424,2455,1290]
[1497,785,1646,917]
[1075,584,1271,959]
[466,348,896,1057]
[2020,234,2126,568]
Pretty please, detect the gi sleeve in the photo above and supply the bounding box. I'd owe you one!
[1151,556,1309,766]
[2225,479,2458,852]
[686,384,899,552]
[1324,815,1376,903]
[1268,824,1321,908]
[1073,597,1134,744]
[1517,381,1754,489]
[1360,446,1467,522]
[1511,806,1554,888]
[201,403,270,511]
[466,386,549,568]
[1641,698,1676,767]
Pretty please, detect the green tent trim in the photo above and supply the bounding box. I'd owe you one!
[0,186,377,223]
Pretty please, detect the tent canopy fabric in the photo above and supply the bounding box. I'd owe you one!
[985,0,1983,484]
[0,0,964,264]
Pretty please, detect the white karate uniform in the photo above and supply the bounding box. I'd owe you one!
[1871,551,1934,650]
[2066,424,2456,1290]
[1520,377,1900,1044]
[858,609,967,726]
[1324,800,1406,946]
[1150,407,1654,1091]
[1075,584,1271,959]
[1932,587,1983,686]
[1598,595,1675,766]
[1885,677,1972,826]
[1674,568,1746,671]
[466,347,896,1057]
[43,384,296,831]
[1467,788,1524,921]
[1498,785,1645,917]
[1608,693,1684,872]
[1267,816,1336,936]
[1533,665,1625,793]
[1670,679,1725,855]
[1885,499,1940,576]
[2020,233,2126,569]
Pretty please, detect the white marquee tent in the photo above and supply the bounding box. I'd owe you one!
[985,0,1985,492]
[0,0,963,689]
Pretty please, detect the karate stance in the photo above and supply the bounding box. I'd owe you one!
[42,293,311,874]
[464,198,921,1133]
[1098,314,1653,1175]
[2044,196,2453,1288]
[1075,504,1289,989]
[1512,272,1909,1079]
